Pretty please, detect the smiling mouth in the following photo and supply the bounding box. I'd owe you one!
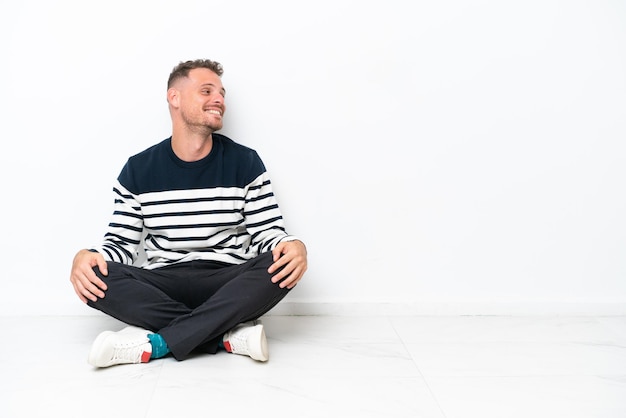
[206,109,222,116]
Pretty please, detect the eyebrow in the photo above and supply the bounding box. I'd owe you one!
[200,83,226,96]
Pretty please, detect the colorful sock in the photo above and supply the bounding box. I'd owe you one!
[147,333,170,359]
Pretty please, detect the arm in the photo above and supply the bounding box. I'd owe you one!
[243,171,297,253]
[91,180,144,265]
[242,171,307,288]
[70,180,144,303]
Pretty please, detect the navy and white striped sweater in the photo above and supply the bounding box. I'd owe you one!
[92,134,296,269]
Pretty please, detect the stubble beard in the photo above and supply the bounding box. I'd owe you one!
[181,109,223,135]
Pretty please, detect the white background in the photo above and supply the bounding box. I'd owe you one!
[0,0,624,316]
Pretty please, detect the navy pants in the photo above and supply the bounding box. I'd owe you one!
[87,252,290,360]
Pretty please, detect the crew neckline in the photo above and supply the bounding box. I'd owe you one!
[165,136,219,168]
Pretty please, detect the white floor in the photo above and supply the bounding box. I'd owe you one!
[1,314,625,418]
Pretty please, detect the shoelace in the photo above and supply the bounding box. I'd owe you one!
[228,328,251,355]
[110,342,148,363]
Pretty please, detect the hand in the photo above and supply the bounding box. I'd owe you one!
[69,249,109,303]
[268,240,308,289]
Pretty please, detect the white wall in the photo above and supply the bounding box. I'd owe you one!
[0,0,624,316]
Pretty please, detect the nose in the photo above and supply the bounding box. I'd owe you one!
[213,93,225,104]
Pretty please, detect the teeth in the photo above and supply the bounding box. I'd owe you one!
[207,109,222,116]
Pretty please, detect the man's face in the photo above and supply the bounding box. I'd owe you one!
[171,68,226,133]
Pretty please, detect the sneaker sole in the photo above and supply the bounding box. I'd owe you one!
[249,324,269,362]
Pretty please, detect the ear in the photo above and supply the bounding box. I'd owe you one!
[167,87,180,108]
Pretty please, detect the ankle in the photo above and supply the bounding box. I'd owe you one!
[147,333,170,359]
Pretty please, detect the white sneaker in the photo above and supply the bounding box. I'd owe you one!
[88,326,152,368]
[223,320,268,362]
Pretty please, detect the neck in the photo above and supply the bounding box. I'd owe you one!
[171,126,214,162]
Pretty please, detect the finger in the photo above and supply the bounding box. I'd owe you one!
[268,252,290,274]
[270,258,292,283]
[272,260,305,288]
[268,258,287,275]
[91,272,108,292]
[283,260,307,289]
[271,243,285,263]
[97,257,109,277]
[281,267,304,289]
[272,248,280,263]
[72,275,98,303]
[78,269,107,300]
[86,279,106,299]
[71,279,89,304]
[84,263,108,293]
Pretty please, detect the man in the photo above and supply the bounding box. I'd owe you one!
[69,59,307,368]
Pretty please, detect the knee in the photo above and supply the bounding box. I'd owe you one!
[91,261,130,283]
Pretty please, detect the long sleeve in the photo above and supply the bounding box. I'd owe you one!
[90,180,144,265]
[243,171,297,255]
